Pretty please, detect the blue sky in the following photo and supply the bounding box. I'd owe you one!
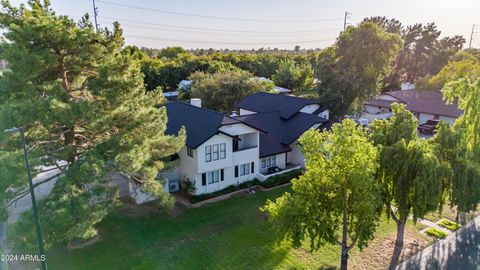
[9,0,480,49]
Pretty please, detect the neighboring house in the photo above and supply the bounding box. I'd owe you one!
[162,93,330,195]
[362,89,462,125]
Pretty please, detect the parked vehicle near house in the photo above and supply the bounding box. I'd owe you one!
[417,119,440,134]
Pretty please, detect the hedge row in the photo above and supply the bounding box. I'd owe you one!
[187,169,303,204]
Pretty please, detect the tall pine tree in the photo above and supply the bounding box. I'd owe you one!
[0,0,184,250]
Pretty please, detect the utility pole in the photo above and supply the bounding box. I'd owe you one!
[469,24,476,49]
[343,11,352,31]
[4,127,47,270]
[92,0,99,31]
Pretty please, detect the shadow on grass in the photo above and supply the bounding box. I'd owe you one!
[46,188,295,270]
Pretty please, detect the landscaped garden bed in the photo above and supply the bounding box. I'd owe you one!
[437,219,460,231]
[425,227,448,239]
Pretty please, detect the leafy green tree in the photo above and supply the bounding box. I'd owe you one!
[417,51,480,90]
[369,103,449,268]
[157,46,187,59]
[263,119,379,270]
[189,70,272,112]
[316,22,402,117]
[433,79,480,223]
[206,60,242,74]
[365,17,465,89]
[272,59,315,92]
[0,0,184,250]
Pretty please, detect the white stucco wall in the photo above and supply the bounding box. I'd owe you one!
[299,104,320,114]
[318,109,330,120]
[417,112,455,126]
[239,108,257,115]
[178,145,197,186]
[287,141,305,168]
[183,123,260,195]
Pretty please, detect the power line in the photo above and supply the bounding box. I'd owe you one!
[100,16,342,34]
[104,22,340,37]
[125,35,335,46]
[96,0,343,23]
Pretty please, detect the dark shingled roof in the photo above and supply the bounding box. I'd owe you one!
[236,111,329,157]
[165,101,242,148]
[365,90,462,118]
[236,92,325,120]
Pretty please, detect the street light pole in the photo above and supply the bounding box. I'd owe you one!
[5,127,47,270]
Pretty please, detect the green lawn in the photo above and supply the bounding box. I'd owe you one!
[45,188,420,270]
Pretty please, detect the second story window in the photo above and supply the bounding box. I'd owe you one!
[205,145,212,162]
[213,144,219,160]
[220,143,226,159]
[187,146,193,157]
[205,143,226,162]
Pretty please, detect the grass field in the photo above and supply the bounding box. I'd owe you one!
[45,187,428,270]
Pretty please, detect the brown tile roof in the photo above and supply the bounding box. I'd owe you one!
[366,90,462,118]
[365,98,398,108]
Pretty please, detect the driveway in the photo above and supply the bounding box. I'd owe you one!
[395,215,480,270]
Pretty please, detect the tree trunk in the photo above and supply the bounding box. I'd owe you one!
[340,189,349,270]
[389,218,406,269]
[340,244,349,270]
[458,211,467,225]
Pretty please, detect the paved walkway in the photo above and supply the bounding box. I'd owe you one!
[395,215,480,270]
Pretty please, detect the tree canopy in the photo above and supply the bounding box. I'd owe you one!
[272,59,315,92]
[188,70,273,112]
[316,22,402,116]
[369,103,449,267]
[0,0,184,250]
[263,119,379,270]
[433,79,480,217]
[365,16,465,89]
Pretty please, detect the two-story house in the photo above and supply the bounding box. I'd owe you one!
[164,99,263,195]
[161,93,330,196]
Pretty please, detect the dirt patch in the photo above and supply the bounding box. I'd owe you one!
[350,226,431,270]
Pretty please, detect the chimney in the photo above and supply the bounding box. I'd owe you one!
[190,98,201,108]
[230,111,238,117]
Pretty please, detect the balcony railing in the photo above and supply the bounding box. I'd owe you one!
[233,145,257,152]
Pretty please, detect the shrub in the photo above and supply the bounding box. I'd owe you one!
[438,219,461,231]
[425,227,448,239]
[189,179,260,204]
[259,169,303,188]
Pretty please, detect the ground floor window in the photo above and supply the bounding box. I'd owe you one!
[207,170,220,184]
[261,155,276,168]
[240,163,250,176]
